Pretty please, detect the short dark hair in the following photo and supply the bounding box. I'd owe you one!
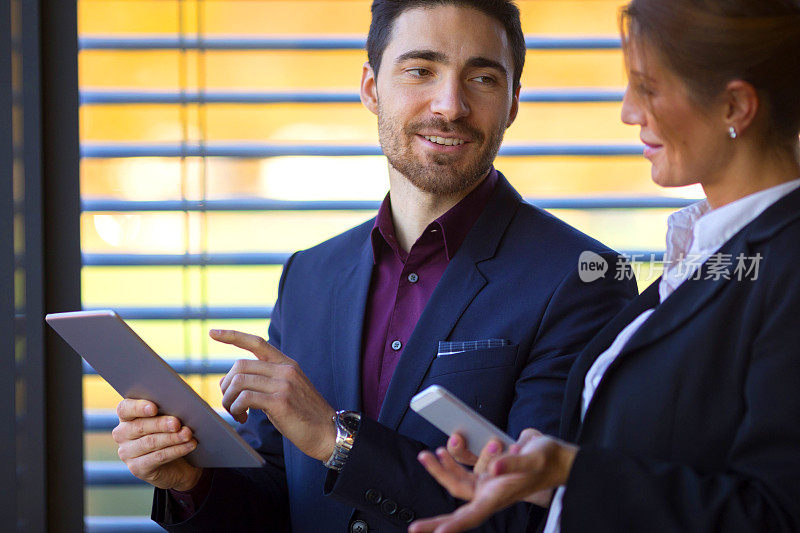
[366,0,526,91]
[621,0,800,148]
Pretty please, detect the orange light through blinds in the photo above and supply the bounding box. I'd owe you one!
[78,1,702,529]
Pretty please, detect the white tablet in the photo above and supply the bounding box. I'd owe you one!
[46,310,265,468]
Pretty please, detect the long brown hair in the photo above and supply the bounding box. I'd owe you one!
[621,0,800,149]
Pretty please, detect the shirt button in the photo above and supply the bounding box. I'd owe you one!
[407,273,419,283]
[391,340,403,351]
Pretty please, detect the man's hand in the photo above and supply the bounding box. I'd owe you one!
[112,399,202,491]
[213,329,337,463]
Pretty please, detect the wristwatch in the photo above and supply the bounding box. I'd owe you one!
[323,410,361,471]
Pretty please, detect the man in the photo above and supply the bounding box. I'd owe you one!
[112,1,638,531]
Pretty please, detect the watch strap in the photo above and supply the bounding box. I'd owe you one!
[323,410,361,471]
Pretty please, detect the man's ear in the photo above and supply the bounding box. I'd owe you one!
[360,62,379,116]
[506,84,521,128]
[724,80,759,136]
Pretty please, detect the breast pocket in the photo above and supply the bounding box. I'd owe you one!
[428,344,519,377]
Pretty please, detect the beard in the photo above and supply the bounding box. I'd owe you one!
[377,103,506,196]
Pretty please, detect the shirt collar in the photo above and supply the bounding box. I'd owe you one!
[660,178,800,301]
[665,178,800,262]
[370,167,499,263]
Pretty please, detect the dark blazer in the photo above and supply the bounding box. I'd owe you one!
[558,186,800,532]
[153,174,638,532]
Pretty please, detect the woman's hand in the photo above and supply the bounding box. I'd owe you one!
[417,437,506,502]
[410,429,578,533]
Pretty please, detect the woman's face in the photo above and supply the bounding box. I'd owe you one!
[621,41,730,189]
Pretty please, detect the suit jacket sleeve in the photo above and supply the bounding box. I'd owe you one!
[561,253,800,532]
[324,252,638,531]
[151,254,299,532]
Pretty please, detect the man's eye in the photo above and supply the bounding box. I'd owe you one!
[473,75,496,84]
[407,68,431,77]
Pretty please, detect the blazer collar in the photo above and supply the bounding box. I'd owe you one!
[745,185,800,244]
[621,185,800,359]
[377,173,523,429]
[562,185,800,441]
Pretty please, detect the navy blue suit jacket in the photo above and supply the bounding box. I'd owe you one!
[153,174,638,532]
[557,186,800,532]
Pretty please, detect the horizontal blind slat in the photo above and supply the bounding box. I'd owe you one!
[78,35,622,51]
[80,143,644,158]
[80,197,696,212]
[80,88,625,105]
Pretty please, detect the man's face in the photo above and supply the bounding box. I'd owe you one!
[361,5,520,196]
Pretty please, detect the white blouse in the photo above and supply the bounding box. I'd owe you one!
[543,178,800,533]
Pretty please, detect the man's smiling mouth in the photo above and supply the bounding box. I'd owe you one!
[423,135,466,146]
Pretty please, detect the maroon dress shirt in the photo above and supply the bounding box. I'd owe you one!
[361,169,498,419]
[169,168,498,515]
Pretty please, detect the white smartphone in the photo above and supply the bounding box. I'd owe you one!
[410,385,515,456]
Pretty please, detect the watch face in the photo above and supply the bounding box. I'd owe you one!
[339,411,361,433]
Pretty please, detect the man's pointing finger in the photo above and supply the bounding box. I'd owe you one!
[209,329,287,363]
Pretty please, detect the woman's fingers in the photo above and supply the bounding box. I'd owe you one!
[446,433,478,466]
[418,449,476,501]
[473,439,504,474]
[408,512,456,533]
[491,450,545,476]
[409,494,508,533]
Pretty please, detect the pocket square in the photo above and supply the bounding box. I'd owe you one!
[437,339,512,357]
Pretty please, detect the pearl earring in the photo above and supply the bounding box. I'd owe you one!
[728,126,738,140]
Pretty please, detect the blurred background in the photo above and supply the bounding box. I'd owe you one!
[4,0,705,531]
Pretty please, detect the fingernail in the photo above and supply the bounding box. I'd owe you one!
[448,436,459,448]
[145,404,156,416]
[210,329,221,335]
[488,441,501,454]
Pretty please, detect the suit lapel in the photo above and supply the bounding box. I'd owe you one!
[563,185,800,441]
[377,175,522,430]
[331,236,374,411]
[607,185,800,360]
[571,235,748,441]
[612,240,745,358]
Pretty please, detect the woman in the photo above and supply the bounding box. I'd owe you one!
[409,0,800,531]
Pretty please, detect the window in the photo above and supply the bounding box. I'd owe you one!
[78,1,697,529]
